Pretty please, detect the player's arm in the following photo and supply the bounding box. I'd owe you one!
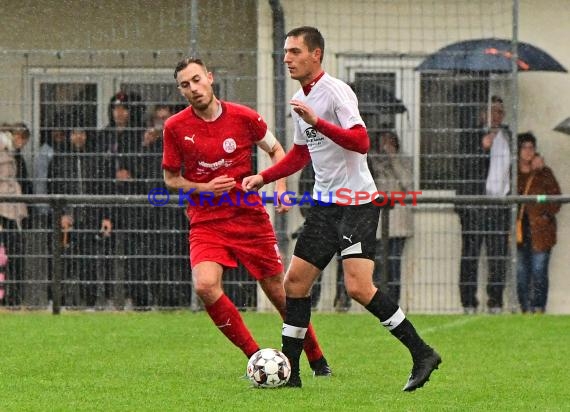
[163,169,235,197]
[255,130,288,194]
[289,99,369,154]
[255,130,295,212]
[242,143,310,191]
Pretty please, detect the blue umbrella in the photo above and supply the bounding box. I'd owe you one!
[416,38,567,73]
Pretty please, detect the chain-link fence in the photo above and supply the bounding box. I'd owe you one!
[1,0,569,313]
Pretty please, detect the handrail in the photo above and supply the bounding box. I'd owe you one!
[1,193,568,314]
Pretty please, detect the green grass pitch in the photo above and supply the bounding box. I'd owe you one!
[1,311,569,411]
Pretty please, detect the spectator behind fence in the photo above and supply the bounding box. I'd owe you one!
[34,127,67,203]
[368,131,413,304]
[97,91,147,308]
[48,128,104,307]
[0,123,31,306]
[457,96,512,314]
[516,132,561,314]
[141,104,191,307]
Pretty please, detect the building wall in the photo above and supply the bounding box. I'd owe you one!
[0,0,259,123]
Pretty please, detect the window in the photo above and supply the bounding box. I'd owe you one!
[339,55,514,191]
[419,72,513,191]
[338,53,422,188]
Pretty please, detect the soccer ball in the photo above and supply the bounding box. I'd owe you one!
[246,348,291,388]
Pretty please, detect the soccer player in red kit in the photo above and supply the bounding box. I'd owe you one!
[162,57,331,376]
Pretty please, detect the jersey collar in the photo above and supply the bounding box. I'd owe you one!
[302,71,325,96]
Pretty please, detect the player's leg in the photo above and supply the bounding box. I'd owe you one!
[280,256,322,387]
[340,202,441,392]
[190,224,261,358]
[342,257,440,391]
[257,272,331,376]
[193,261,260,358]
[281,205,340,387]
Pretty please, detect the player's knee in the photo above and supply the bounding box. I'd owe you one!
[344,275,369,304]
[193,279,219,300]
[260,279,285,301]
[284,274,310,297]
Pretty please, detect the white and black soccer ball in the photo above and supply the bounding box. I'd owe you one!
[246,348,291,388]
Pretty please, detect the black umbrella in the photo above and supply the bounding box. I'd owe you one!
[553,117,570,135]
[416,38,567,73]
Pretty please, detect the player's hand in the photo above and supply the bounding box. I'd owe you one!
[290,100,318,126]
[275,191,293,214]
[203,175,236,196]
[242,174,265,191]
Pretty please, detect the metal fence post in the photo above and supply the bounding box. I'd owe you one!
[380,206,390,293]
[51,200,64,315]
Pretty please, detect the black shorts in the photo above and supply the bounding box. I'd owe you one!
[294,201,380,271]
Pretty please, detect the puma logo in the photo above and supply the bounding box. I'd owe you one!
[342,234,354,243]
[216,318,231,329]
[184,134,195,143]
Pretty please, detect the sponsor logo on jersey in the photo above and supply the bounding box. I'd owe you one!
[198,159,227,170]
[304,127,324,148]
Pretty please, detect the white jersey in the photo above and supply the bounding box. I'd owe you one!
[292,73,377,205]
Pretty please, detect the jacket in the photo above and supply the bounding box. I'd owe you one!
[369,153,414,238]
[0,149,28,226]
[518,166,561,252]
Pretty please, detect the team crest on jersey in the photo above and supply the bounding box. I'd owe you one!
[223,138,237,153]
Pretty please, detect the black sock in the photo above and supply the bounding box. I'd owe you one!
[365,289,429,358]
[282,296,311,375]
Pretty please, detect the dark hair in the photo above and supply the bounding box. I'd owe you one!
[173,57,208,79]
[11,122,30,139]
[286,26,325,62]
[107,91,145,127]
[491,95,504,104]
[518,131,537,152]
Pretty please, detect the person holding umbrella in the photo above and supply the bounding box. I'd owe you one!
[458,96,511,313]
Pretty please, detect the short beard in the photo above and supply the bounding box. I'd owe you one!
[191,94,213,111]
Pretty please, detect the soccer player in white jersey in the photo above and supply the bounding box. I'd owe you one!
[243,26,441,391]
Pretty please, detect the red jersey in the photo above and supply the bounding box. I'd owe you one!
[162,101,269,223]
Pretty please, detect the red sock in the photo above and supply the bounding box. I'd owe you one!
[205,294,259,358]
[303,324,324,363]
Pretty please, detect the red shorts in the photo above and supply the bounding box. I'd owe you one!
[189,213,283,280]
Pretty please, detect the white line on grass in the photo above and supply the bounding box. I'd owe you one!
[419,316,484,335]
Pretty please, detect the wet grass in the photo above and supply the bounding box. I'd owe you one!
[1,311,569,411]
